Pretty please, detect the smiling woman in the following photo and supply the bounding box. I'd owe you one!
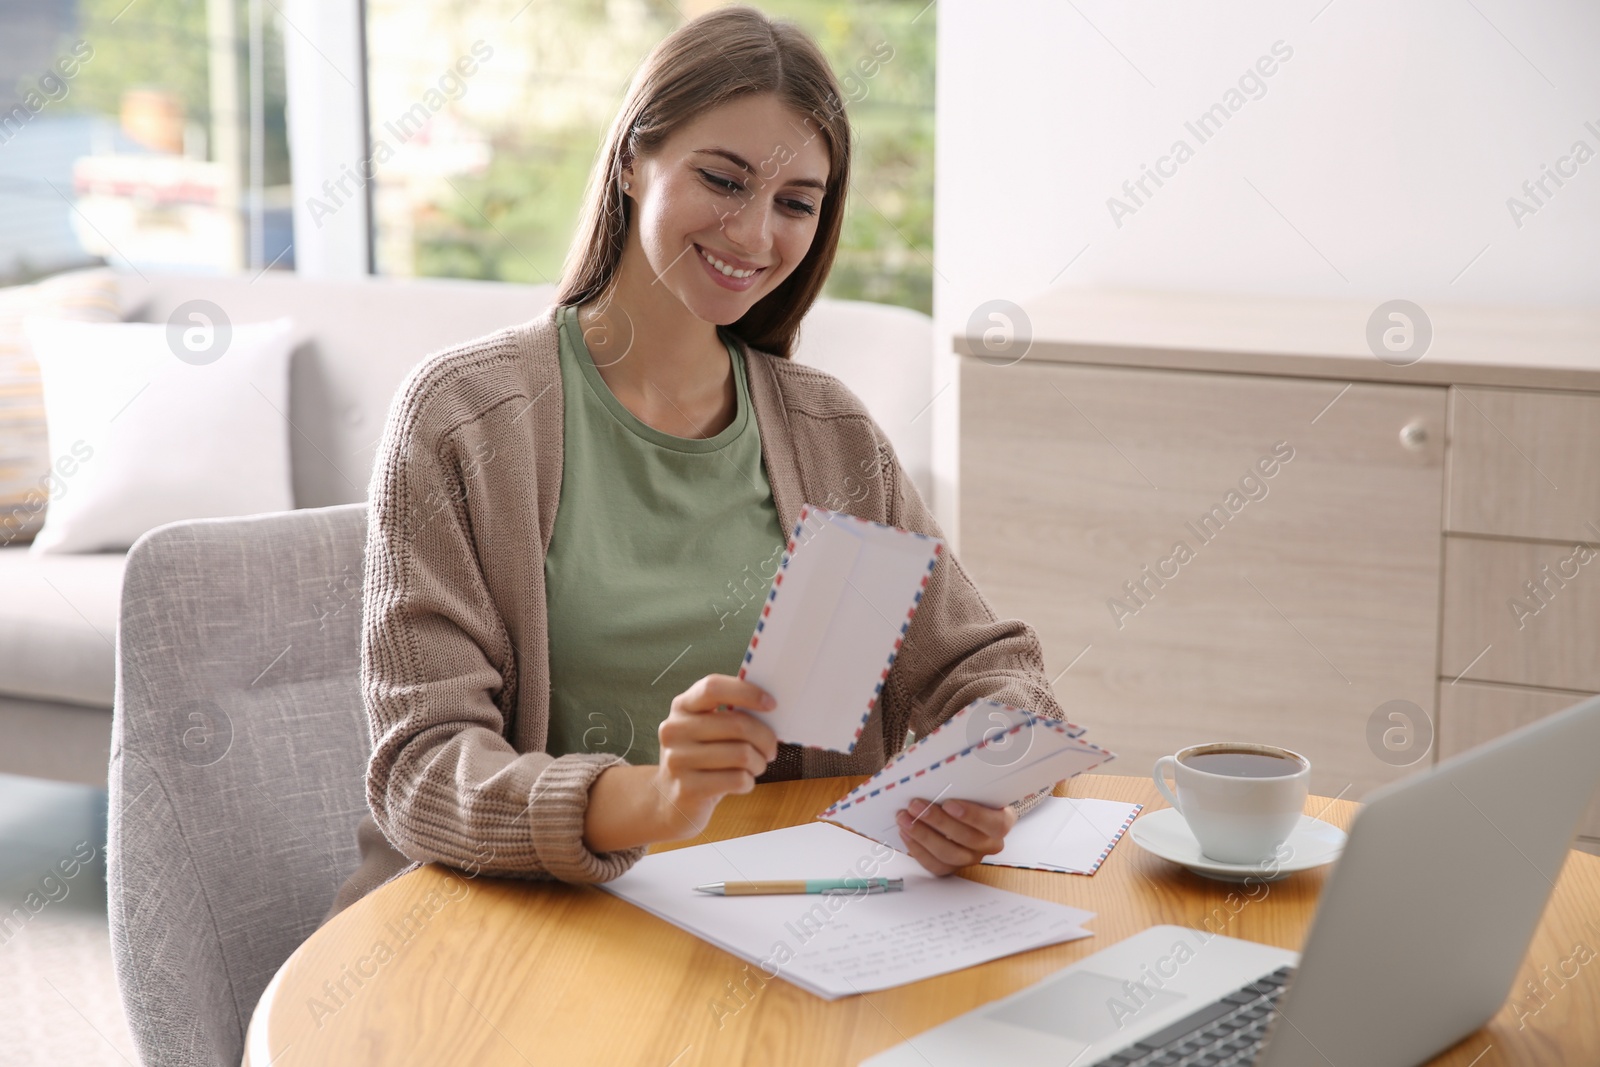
[556,11,851,366]
[326,4,1073,928]
[561,88,840,438]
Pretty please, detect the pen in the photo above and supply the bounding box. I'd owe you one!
[693,878,904,896]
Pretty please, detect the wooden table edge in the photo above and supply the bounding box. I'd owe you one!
[242,774,1600,1067]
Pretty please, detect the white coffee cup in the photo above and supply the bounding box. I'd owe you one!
[1153,742,1310,865]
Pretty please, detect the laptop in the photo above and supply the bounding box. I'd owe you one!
[862,692,1600,1067]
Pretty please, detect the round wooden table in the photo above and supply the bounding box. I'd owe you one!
[244,775,1600,1065]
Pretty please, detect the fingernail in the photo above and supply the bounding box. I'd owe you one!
[896,810,911,825]
[945,801,965,818]
[761,693,777,709]
[908,799,927,813]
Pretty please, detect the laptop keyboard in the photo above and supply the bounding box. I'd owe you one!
[1086,965,1295,1067]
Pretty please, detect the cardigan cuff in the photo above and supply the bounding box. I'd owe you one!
[527,753,649,882]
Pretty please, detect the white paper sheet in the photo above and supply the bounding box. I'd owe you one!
[737,505,943,753]
[598,822,1096,1000]
[819,699,1116,851]
[978,796,1143,875]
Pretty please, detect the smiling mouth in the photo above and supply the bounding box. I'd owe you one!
[695,243,767,279]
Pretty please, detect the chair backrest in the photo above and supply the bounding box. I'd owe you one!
[108,502,372,1067]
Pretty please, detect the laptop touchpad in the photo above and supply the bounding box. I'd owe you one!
[986,970,1186,1044]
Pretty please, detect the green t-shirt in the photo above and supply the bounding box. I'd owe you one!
[543,304,787,765]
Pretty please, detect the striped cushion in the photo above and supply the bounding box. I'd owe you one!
[0,268,121,547]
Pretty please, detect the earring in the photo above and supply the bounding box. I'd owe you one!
[622,181,631,190]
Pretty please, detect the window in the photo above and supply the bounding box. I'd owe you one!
[0,0,294,285]
[363,0,934,313]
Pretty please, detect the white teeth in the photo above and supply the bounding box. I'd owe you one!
[698,245,759,279]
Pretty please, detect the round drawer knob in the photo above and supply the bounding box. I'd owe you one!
[1399,421,1427,449]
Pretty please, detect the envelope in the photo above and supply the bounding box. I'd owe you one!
[818,698,1116,850]
[736,503,944,752]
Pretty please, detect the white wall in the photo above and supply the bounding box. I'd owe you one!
[931,0,1600,538]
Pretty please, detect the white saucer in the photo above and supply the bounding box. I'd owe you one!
[1127,808,1347,882]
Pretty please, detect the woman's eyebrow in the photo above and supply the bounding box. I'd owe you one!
[695,147,827,191]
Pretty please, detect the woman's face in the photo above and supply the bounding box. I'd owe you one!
[622,93,832,326]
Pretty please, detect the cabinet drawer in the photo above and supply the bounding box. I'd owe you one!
[1438,679,1600,839]
[1447,387,1600,542]
[1441,536,1600,691]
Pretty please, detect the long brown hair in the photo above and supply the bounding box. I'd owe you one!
[553,5,852,361]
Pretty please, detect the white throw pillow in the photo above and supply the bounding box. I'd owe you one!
[22,316,296,554]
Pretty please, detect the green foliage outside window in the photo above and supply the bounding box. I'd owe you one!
[31,0,934,314]
[406,1,935,315]
[69,0,291,187]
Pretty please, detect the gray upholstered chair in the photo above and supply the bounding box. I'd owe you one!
[108,502,372,1067]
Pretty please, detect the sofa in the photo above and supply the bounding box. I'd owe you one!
[0,270,936,787]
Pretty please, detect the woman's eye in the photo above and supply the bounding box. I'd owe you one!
[699,170,742,194]
[699,170,816,217]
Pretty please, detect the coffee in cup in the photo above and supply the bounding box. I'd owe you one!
[1153,742,1310,864]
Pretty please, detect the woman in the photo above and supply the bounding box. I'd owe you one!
[324,5,1068,924]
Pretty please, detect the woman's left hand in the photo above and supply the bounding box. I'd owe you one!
[896,797,1019,875]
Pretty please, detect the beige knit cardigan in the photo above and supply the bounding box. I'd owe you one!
[322,303,1069,925]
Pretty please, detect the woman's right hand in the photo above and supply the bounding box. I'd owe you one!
[652,674,780,840]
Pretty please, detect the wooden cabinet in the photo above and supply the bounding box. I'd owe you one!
[956,288,1600,848]
[961,361,1445,800]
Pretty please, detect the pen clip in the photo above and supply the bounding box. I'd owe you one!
[820,884,885,896]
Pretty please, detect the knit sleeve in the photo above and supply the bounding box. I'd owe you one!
[875,428,1070,816]
[359,366,647,883]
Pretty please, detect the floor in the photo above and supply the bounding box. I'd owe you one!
[0,773,138,1066]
